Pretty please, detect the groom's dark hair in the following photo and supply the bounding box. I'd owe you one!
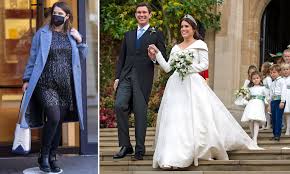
[136,2,152,13]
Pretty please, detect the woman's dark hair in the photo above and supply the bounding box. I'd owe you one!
[248,71,263,87]
[180,18,202,40]
[50,1,73,32]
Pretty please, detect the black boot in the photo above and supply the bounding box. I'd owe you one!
[49,151,61,173]
[38,149,51,173]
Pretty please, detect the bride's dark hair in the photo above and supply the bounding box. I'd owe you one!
[180,18,202,40]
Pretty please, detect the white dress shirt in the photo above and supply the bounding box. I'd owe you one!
[137,24,158,64]
[263,76,272,89]
[137,24,150,38]
[270,76,287,102]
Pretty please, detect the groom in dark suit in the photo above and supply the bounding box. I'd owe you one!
[113,2,166,160]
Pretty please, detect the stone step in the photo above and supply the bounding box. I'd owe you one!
[100,131,156,137]
[100,129,287,137]
[99,140,290,148]
[101,171,290,174]
[99,132,285,138]
[100,128,290,172]
[99,149,290,161]
[100,128,277,133]
[100,134,290,141]
[100,128,156,132]
[100,136,156,141]
[100,160,290,171]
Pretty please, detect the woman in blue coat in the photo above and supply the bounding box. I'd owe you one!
[21,2,87,173]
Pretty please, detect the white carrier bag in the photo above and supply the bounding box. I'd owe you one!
[12,91,31,154]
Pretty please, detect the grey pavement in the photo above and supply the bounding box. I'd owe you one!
[0,154,98,174]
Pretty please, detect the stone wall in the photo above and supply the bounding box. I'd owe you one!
[204,0,271,122]
[211,0,270,107]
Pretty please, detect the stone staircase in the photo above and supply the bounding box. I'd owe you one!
[100,127,290,174]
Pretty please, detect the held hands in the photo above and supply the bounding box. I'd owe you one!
[147,44,160,61]
[70,28,82,44]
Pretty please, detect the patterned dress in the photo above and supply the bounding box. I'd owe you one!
[35,31,74,110]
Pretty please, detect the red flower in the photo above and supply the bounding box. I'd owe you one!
[99,106,117,128]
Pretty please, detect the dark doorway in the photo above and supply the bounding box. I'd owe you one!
[260,0,290,63]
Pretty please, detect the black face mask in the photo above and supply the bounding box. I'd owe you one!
[52,15,65,26]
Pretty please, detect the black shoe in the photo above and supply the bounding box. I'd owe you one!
[274,137,280,141]
[49,152,61,173]
[113,146,134,159]
[38,154,51,173]
[132,153,144,161]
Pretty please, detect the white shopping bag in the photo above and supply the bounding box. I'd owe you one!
[12,91,31,155]
[12,123,31,154]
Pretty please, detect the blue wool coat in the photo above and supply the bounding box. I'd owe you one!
[20,25,88,130]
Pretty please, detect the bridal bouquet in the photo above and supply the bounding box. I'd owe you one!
[234,86,250,106]
[170,50,194,80]
[234,86,250,99]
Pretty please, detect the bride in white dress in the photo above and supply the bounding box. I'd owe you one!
[148,14,261,169]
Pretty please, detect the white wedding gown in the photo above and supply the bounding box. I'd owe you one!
[152,40,261,169]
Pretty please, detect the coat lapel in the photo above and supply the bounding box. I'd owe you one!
[130,29,137,49]
[40,25,52,66]
[140,26,150,39]
[139,27,151,48]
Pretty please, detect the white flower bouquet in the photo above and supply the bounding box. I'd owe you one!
[234,86,250,99]
[170,50,194,80]
[234,86,250,106]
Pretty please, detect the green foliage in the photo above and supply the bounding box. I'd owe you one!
[101,0,223,43]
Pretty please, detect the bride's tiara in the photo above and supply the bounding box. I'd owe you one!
[183,14,197,26]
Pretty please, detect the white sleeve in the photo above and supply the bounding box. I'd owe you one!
[269,85,273,101]
[156,51,172,73]
[264,86,270,102]
[281,79,287,102]
[191,49,208,73]
[266,77,272,88]
[243,80,249,88]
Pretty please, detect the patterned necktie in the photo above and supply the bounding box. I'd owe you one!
[137,28,145,40]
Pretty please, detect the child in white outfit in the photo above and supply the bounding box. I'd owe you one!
[243,65,258,88]
[242,71,269,144]
[261,62,272,129]
[281,63,290,135]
